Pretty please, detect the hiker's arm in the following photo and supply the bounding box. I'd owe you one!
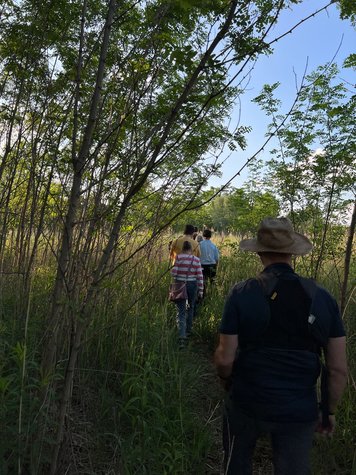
[169,240,176,259]
[325,336,348,413]
[214,334,238,380]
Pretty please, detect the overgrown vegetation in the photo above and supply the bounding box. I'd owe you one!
[0,0,355,472]
[0,237,354,474]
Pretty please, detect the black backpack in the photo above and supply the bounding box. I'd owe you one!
[254,271,330,426]
[256,271,328,348]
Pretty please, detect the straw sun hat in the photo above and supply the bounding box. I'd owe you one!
[239,217,313,256]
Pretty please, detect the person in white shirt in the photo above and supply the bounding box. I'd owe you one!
[199,229,219,296]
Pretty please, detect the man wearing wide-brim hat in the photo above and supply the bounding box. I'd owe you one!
[214,217,347,475]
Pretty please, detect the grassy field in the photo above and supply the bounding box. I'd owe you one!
[0,236,355,474]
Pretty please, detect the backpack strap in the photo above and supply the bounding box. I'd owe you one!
[298,276,329,349]
[298,276,330,428]
[255,271,280,298]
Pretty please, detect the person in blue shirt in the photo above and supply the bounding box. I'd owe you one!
[214,217,347,475]
[199,229,219,296]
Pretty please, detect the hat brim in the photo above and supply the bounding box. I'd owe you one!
[239,232,313,256]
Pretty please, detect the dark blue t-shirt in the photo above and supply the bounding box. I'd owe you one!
[219,263,345,422]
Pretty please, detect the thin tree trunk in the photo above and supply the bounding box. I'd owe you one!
[340,198,356,315]
[48,1,117,472]
[41,0,87,379]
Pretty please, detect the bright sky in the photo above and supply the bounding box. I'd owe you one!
[209,1,355,189]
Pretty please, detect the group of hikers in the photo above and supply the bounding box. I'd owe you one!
[169,217,348,475]
[169,224,219,347]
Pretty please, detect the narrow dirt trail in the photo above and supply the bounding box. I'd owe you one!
[190,339,274,475]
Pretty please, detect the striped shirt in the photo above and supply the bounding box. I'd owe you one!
[171,253,204,292]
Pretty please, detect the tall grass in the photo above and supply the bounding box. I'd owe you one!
[0,239,354,474]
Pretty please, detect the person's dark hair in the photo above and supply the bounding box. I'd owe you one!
[182,240,192,252]
[203,229,212,238]
[184,224,195,235]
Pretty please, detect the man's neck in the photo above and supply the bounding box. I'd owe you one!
[260,255,293,268]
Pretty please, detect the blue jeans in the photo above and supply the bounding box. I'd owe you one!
[175,281,197,338]
[223,394,317,475]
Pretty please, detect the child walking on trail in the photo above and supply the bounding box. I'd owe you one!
[199,229,219,296]
[171,241,203,348]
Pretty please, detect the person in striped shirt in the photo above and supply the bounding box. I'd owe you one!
[171,240,204,346]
